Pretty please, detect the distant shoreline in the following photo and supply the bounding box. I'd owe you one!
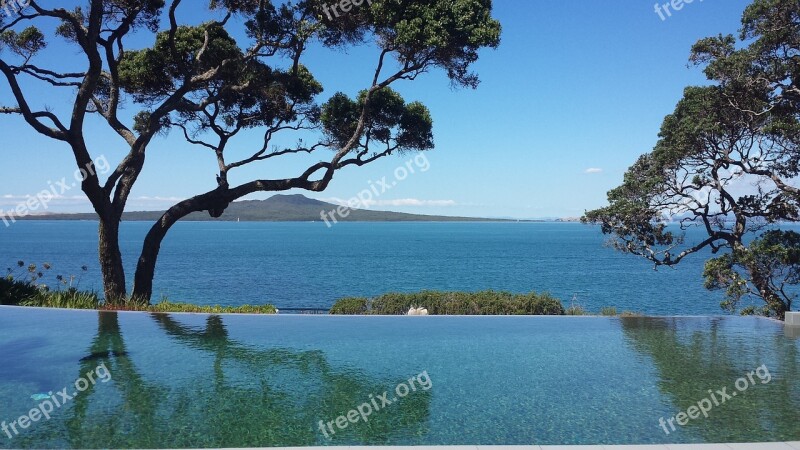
[14,217,574,223]
[5,194,581,224]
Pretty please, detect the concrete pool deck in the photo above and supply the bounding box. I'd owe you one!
[266,444,800,450]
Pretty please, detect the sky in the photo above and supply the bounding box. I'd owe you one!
[0,0,755,219]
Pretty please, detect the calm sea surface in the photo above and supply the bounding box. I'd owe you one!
[2,221,797,314]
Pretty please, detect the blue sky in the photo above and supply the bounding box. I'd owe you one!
[0,0,754,219]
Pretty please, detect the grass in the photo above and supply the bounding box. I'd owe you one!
[0,276,277,314]
[565,305,587,315]
[600,306,618,316]
[139,300,276,314]
[21,289,102,309]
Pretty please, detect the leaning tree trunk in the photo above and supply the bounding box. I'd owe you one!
[132,190,230,302]
[131,221,170,303]
[98,217,127,302]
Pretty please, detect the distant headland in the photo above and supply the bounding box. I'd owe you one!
[18,194,550,223]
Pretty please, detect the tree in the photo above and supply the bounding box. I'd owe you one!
[583,0,800,319]
[0,0,501,302]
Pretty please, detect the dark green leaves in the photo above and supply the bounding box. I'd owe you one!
[311,0,501,88]
[321,87,433,151]
[397,101,433,150]
[118,22,242,102]
[320,92,359,148]
[0,27,47,58]
[704,230,800,316]
[584,0,800,318]
[370,0,501,88]
[210,62,324,130]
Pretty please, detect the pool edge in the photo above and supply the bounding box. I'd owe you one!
[220,442,800,450]
[0,305,789,323]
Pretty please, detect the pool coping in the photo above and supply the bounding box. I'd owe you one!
[0,305,791,323]
[226,443,800,449]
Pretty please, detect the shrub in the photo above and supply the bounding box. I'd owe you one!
[370,291,438,315]
[566,305,587,315]
[0,276,101,309]
[0,273,277,313]
[0,277,39,305]
[336,290,566,316]
[515,292,565,315]
[600,306,618,316]
[329,297,369,315]
[455,290,516,315]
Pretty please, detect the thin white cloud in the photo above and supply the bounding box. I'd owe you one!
[0,194,188,213]
[134,196,184,202]
[584,168,603,174]
[374,199,457,207]
[322,197,456,208]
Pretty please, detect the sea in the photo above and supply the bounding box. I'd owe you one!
[2,220,796,315]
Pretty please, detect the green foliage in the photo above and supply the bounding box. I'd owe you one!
[119,22,242,102]
[320,92,360,147]
[313,0,501,87]
[704,230,800,318]
[0,284,277,314]
[105,297,277,314]
[600,307,618,317]
[583,0,800,318]
[397,101,434,150]
[368,0,502,88]
[565,305,587,316]
[0,263,275,313]
[333,290,566,316]
[20,288,102,309]
[0,0,501,303]
[1,260,100,308]
[0,277,39,306]
[146,301,277,314]
[321,87,434,152]
[329,297,368,315]
[369,291,433,315]
[0,27,47,58]
[515,292,566,315]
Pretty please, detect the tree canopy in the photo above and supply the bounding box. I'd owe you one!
[0,0,501,302]
[583,0,800,318]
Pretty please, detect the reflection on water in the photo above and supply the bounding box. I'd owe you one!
[0,311,798,448]
[8,311,430,448]
[620,317,800,443]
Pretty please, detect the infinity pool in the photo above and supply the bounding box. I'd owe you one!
[0,307,798,448]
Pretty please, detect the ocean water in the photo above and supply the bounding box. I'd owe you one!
[0,309,798,448]
[1,220,796,314]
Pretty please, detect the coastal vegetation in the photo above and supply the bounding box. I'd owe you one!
[2,270,639,316]
[330,290,567,315]
[584,0,800,319]
[1,263,277,313]
[0,280,277,313]
[329,292,646,316]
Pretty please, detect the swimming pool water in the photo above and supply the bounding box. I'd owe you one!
[0,307,798,448]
